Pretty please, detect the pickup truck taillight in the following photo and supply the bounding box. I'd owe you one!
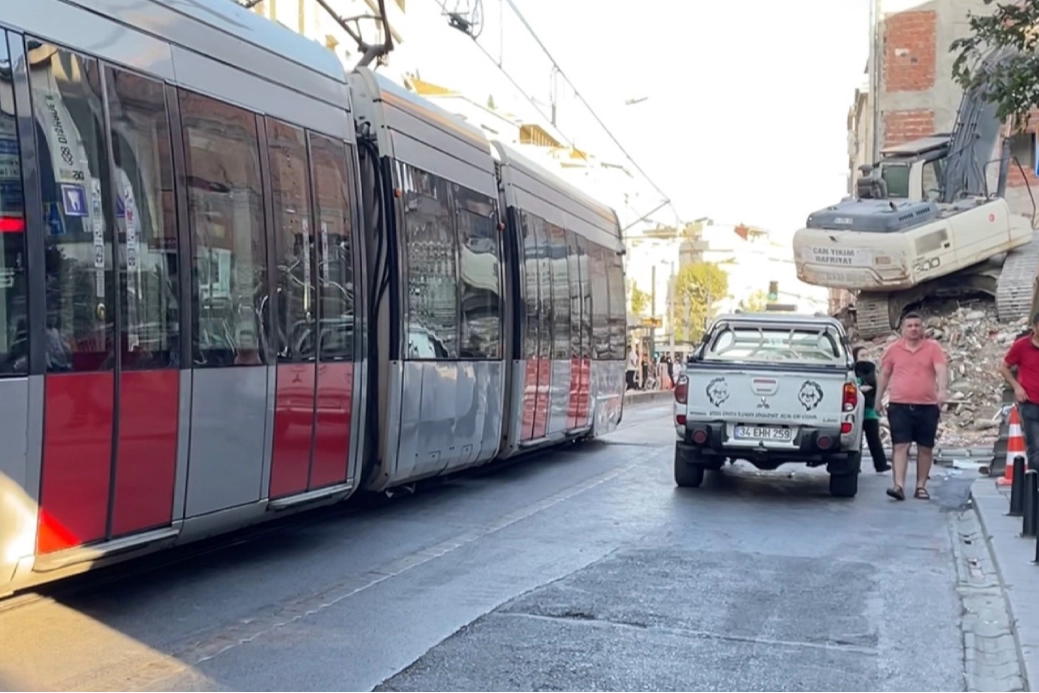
[842,382,857,412]
[674,374,689,405]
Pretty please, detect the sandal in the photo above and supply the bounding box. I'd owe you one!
[914,487,930,500]
[886,485,905,501]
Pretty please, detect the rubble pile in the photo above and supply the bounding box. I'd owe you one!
[854,298,1024,449]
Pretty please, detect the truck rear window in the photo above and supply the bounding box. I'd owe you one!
[704,325,846,365]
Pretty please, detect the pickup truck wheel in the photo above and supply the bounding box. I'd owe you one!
[828,471,859,498]
[674,448,706,488]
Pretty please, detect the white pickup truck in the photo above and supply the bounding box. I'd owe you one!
[673,312,865,498]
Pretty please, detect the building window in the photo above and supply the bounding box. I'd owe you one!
[1009,131,1035,174]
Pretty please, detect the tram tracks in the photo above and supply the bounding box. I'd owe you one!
[0,401,669,615]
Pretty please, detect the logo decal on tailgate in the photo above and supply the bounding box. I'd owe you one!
[706,377,729,407]
[798,380,824,411]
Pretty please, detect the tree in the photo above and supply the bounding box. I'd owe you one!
[674,262,728,342]
[742,289,768,312]
[951,2,1039,128]
[629,282,650,316]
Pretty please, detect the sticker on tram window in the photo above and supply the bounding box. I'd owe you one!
[45,203,64,236]
[60,183,87,217]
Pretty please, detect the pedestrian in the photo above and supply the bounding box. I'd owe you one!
[852,345,890,473]
[875,311,948,500]
[626,344,638,391]
[998,312,1039,470]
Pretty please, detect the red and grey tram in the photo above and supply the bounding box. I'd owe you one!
[0,0,627,597]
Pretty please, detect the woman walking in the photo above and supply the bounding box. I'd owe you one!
[853,346,891,473]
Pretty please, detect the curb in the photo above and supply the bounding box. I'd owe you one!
[970,478,1034,691]
[623,390,674,406]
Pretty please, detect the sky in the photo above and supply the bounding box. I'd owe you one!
[393,0,873,238]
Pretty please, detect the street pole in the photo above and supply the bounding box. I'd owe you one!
[650,264,657,356]
[668,261,675,359]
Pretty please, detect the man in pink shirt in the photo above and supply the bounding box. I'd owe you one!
[875,311,949,501]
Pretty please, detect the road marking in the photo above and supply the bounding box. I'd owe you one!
[62,448,656,691]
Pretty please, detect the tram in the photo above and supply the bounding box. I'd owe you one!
[0,0,627,595]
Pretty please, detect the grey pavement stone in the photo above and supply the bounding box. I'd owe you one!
[970,478,1039,690]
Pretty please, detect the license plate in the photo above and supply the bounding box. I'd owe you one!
[734,425,793,441]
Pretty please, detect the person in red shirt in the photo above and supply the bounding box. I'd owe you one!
[999,314,1039,471]
[875,311,949,501]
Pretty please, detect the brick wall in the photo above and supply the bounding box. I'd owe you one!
[883,10,937,93]
[883,109,935,146]
[1007,108,1039,188]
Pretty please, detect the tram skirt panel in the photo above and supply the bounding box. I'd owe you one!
[269,363,317,499]
[533,358,551,439]
[310,362,353,489]
[38,373,115,554]
[111,369,179,536]
[548,359,571,435]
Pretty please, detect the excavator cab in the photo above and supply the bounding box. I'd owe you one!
[856,135,951,203]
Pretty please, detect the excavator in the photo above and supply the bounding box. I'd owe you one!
[792,49,1039,338]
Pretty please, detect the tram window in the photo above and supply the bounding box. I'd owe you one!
[519,211,539,360]
[105,67,179,370]
[0,40,27,375]
[30,43,114,373]
[547,221,569,360]
[399,162,457,360]
[310,133,355,362]
[576,236,592,360]
[179,90,268,367]
[453,184,501,359]
[531,212,552,360]
[606,250,625,360]
[266,118,314,363]
[565,230,581,360]
[587,243,610,360]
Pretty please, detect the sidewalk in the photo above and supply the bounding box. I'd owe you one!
[972,478,1039,690]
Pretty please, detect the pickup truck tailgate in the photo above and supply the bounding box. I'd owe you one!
[687,368,846,428]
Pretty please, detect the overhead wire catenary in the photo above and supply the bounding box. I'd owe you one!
[431,0,678,227]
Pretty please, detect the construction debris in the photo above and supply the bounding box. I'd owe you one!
[851,298,1024,450]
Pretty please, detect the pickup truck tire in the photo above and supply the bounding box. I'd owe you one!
[674,447,706,488]
[828,453,861,498]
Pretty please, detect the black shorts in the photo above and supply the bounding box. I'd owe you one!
[887,403,940,448]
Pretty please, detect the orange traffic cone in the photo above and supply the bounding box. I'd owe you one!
[998,405,1026,486]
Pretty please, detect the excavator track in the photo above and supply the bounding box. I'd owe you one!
[853,293,894,340]
[996,229,1039,323]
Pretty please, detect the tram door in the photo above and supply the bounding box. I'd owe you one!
[32,44,180,554]
[267,124,356,499]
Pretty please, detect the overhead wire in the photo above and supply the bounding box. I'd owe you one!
[497,0,675,214]
[429,0,677,226]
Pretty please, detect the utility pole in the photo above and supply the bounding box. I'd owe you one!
[650,264,657,354]
[668,260,675,359]
[869,0,882,164]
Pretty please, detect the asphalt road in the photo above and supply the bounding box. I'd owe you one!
[0,402,975,692]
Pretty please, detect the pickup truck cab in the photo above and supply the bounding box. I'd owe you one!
[673,312,865,497]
